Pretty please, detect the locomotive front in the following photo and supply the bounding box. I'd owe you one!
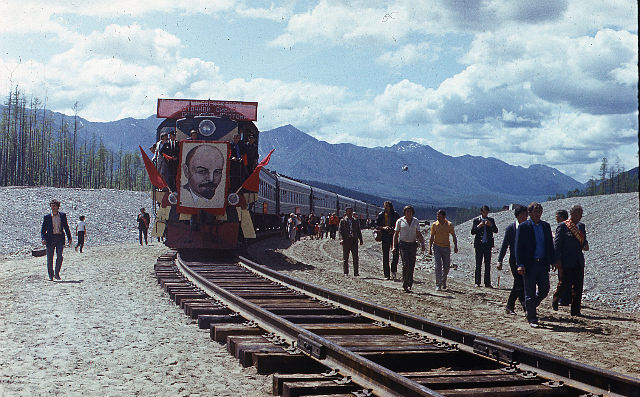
[147,98,260,250]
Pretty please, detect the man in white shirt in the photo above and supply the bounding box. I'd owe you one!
[393,205,426,293]
[75,216,87,253]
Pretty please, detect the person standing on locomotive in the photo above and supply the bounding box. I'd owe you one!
[160,130,179,191]
[376,201,400,280]
[245,134,259,175]
[229,133,246,190]
[156,132,170,190]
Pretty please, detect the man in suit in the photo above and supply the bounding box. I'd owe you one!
[515,202,555,327]
[160,129,179,190]
[552,205,589,316]
[497,205,528,315]
[180,144,225,208]
[339,207,363,276]
[471,205,499,287]
[375,201,400,280]
[41,199,73,281]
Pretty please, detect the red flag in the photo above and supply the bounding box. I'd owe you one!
[139,145,168,190]
[240,149,274,192]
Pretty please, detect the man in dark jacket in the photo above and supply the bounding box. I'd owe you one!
[552,205,589,316]
[375,201,400,280]
[41,199,73,281]
[339,207,363,276]
[471,205,499,287]
[515,202,555,327]
[497,205,528,315]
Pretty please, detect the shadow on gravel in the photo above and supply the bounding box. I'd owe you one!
[249,246,315,271]
[54,279,84,284]
[539,316,606,334]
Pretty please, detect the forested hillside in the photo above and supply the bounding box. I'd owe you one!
[0,88,149,190]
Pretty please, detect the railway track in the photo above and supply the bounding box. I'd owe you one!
[154,250,640,397]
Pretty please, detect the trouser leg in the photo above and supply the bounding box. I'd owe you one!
[433,245,443,287]
[441,247,451,287]
[400,243,417,289]
[474,248,483,285]
[342,239,352,274]
[143,228,148,244]
[552,266,567,306]
[54,238,64,277]
[570,267,584,315]
[351,243,359,276]
[523,267,539,323]
[381,239,391,278]
[46,243,55,279]
[483,247,492,286]
[139,229,143,245]
[507,262,525,311]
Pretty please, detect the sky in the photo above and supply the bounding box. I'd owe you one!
[0,0,637,183]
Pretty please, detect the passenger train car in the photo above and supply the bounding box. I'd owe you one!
[147,98,383,250]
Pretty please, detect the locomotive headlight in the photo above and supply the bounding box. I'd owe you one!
[198,119,216,136]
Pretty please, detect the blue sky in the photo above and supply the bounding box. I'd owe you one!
[0,0,637,182]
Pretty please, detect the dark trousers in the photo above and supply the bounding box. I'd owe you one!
[474,244,492,286]
[46,234,65,279]
[553,266,584,315]
[342,237,359,275]
[522,261,550,323]
[139,227,148,245]
[507,261,525,311]
[76,231,85,253]
[329,225,337,239]
[399,242,417,290]
[381,237,399,278]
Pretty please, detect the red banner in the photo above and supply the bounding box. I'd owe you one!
[157,99,258,121]
[139,145,168,190]
[240,149,274,193]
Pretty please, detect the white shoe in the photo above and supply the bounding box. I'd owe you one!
[435,286,441,291]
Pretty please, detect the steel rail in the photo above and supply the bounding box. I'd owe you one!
[237,255,640,397]
[176,254,443,397]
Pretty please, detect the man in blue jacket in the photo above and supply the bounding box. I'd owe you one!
[41,199,73,281]
[515,202,554,327]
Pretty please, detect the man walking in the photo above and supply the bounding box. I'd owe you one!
[137,208,151,245]
[41,199,73,281]
[515,202,554,328]
[339,207,363,276]
[75,215,87,253]
[376,201,400,280]
[393,206,425,293]
[497,205,527,315]
[429,209,458,291]
[552,205,589,316]
[471,205,499,287]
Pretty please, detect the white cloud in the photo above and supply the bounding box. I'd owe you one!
[376,42,435,68]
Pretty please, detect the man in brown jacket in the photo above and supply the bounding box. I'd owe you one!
[339,207,363,276]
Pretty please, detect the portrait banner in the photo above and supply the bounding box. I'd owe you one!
[177,141,229,215]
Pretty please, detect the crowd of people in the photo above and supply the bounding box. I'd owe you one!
[40,193,588,329]
[284,200,589,329]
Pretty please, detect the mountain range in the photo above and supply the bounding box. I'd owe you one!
[258,125,584,207]
[1,105,584,207]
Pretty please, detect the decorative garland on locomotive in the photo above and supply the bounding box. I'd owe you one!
[148,99,262,250]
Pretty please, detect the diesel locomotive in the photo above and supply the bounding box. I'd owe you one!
[146,98,382,251]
